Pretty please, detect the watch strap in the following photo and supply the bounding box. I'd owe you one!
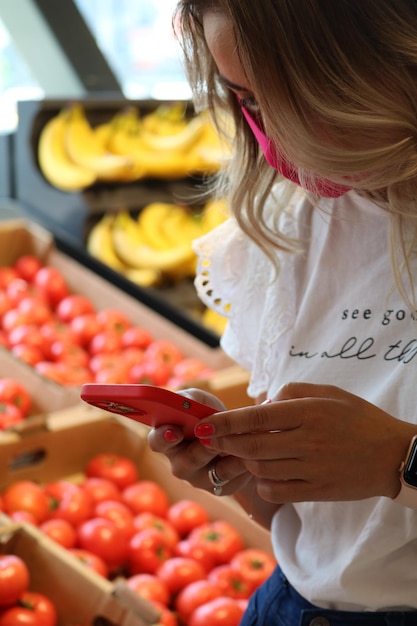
[393,435,417,508]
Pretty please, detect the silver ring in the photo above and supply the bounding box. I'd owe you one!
[208,462,229,496]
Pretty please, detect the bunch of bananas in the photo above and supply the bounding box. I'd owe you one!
[37,102,232,192]
[86,199,229,288]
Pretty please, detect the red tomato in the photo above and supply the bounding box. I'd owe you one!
[14,255,44,282]
[230,548,276,591]
[189,597,246,626]
[145,340,184,369]
[121,326,154,350]
[94,367,129,384]
[0,378,32,416]
[11,344,44,366]
[167,499,210,536]
[17,297,52,325]
[0,591,58,626]
[46,481,93,526]
[49,341,90,368]
[96,309,132,335]
[94,500,135,540]
[128,360,172,386]
[172,358,209,381]
[55,362,93,386]
[0,555,30,606]
[70,314,101,347]
[150,601,178,626]
[133,512,179,549]
[125,573,170,606]
[0,402,25,429]
[128,528,173,575]
[69,549,109,578]
[1,309,33,333]
[39,518,77,549]
[39,320,79,350]
[175,580,223,624]
[81,477,123,505]
[7,325,46,355]
[0,293,13,321]
[85,453,138,490]
[6,279,33,306]
[34,361,67,385]
[174,538,216,573]
[156,557,206,595]
[9,511,38,525]
[55,295,95,322]
[122,481,170,518]
[208,564,253,599]
[0,267,20,290]
[33,267,69,308]
[77,517,130,569]
[88,330,123,355]
[2,481,49,523]
[121,347,146,371]
[187,521,244,566]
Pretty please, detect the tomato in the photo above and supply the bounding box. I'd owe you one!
[175,580,223,624]
[187,521,244,566]
[46,480,93,526]
[0,381,28,419]
[70,314,101,347]
[69,549,109,578]
[55,295,95,323]
[172,358,209,381]
[33,267,69,308]
[149,601,178,626]
[39,518,77,549]
[6,279,33,306]
[17,297,52,325]
[121,326,154,350]
[96,309,132,335]
[230,548,276,592]
[85,453,138,490]
[0,403,25,429]
[0,555,30,606]
[125,573,170,606]
[40,320,79,350]
[7,325,46,355]
[0,591,58,626]
[189,596,246,626]
[94,367,129,384]
[167,499,210,537]
[77,517,129,569]
[174,539,216,573]
[11,344,44,366]
[122,481,170,518]
[0,267,20,290]
[208,564,253,599]
[120,347,146,371]
[2,310,33,333]
[128,528,173,575]
[0,293,13,322]
[55,363,93,386]
[128,360,172,386]
[94,500,135,540]
[133,512,179,549]
[81,477,123,505]
[144,340,184,369]
[49,341,90,368]
[2,481,49,523]
[14,255,44,283]
[156,557,206,595]
[34,361,67,385]
[88,330,123,355]
[9,511,38,525]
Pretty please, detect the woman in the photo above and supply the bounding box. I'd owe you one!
[149,2,417,623]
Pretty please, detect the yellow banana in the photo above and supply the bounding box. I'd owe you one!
[37,109,96,192]
[124,267,162,288]
[141,102,188,135]
[64,104,135,181]
[86,214,129,271]
[202,307,229,335]
[139,114,206,153]
[201,198,229,233]
[137,202,177,250]
[111,211,195,272]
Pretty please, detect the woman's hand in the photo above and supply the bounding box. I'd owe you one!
[192,383,417,504]
[147,388,253,496]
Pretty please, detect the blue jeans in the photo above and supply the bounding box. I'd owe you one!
[240,566,417,626]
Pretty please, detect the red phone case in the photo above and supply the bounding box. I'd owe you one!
[80,383,218,438]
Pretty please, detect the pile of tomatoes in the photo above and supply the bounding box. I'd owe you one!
[0,453,277,626]
[0,255,213,388]
[0,377,33,430]
[0,554,57,625]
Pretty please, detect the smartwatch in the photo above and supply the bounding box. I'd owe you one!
[393,435,417,508]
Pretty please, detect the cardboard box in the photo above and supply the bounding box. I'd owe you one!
[0,408,273,623]
[0,218,253,410]
[0,521,158,625]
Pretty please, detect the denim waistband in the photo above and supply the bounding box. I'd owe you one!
[239,566,417,626]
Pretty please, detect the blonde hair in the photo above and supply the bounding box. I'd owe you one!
[175,0,417,305]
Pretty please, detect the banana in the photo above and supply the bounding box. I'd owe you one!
[112,211,195,271]
[124,267,162,288]
[86,214,129,271]
[37,109,97,192]
[64,104,136,181]
[137,202,177,250]
[201,198,230,233]
[141,102,188,135]
[139,114,207,153]
[202,307,229,335]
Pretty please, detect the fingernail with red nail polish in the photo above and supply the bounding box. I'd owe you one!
[194,423,215,438]
[199,438,213,446]
[164,429,179,442]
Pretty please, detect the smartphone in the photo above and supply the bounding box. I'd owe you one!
[80,383,218,438]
